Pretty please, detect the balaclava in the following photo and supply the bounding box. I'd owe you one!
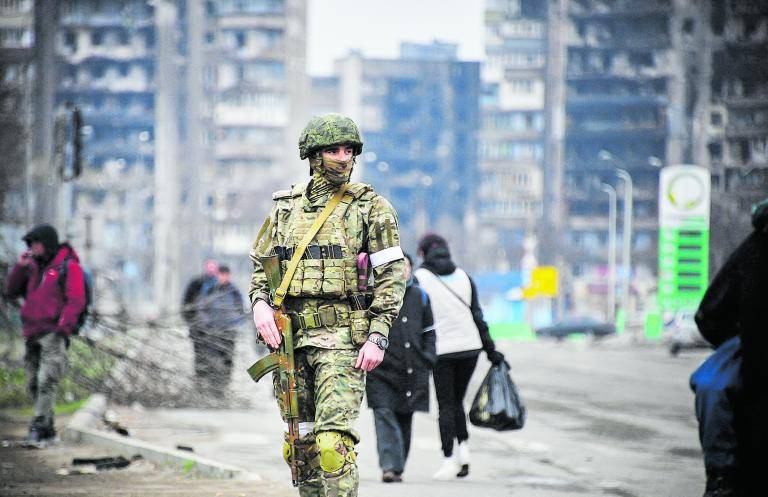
[307,150,355,203]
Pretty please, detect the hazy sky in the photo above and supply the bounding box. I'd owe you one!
[307,0,485,76]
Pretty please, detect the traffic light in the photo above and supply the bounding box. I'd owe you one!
[55,102,84,181]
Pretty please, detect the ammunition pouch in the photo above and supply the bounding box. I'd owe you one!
[349,309,370,347]
[288,306,350,330]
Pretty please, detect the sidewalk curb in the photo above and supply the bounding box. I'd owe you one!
[64,394,259,480]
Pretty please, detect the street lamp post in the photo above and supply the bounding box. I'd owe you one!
[615,169,633,326]
[601,183,617,324]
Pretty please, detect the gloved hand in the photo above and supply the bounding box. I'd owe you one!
[487,350,505,366]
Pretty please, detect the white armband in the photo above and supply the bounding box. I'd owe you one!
[369,246,404,267]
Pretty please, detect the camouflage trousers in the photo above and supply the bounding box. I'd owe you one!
[273,347,365,497]
[24,332,69,434]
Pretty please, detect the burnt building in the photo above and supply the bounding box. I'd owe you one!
[334,43,480,258]
[704,0,768,268]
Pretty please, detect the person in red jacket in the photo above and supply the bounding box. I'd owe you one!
[3,224,86,444]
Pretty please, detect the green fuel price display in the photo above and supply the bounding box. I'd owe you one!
[658,165,711,312]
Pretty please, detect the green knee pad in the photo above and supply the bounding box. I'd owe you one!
[315,431,356,473]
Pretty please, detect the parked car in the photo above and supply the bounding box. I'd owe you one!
[535,316,616,340]
[663,309,711,356]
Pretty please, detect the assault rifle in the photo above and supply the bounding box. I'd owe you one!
[247,307,299,486]
[247,254,299,486]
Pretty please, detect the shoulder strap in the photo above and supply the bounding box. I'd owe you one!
[57,256,71,295]
[422,268,471,310]
[272,184,352,307]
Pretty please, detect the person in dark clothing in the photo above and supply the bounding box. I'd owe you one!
[366,253,437,483]
[196,265,245,396]
[3,224,86,444]
[182,259,219,380]
[694,198,768,497]
[413,233,505,480]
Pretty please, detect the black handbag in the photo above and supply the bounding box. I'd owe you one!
[469,361,526,431]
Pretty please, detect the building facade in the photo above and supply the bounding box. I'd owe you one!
[0,0,34,224]
[333,43,480,259]
[186,0,308,294]
[57,0,158,309]
[478,0,547,271]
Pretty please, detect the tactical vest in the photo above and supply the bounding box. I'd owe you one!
[272,183,373,300]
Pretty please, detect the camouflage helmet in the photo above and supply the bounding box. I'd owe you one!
[298,113,363,160]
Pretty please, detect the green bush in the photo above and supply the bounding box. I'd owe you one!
[0,336,116,409]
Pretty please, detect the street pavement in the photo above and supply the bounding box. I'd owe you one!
[109,337,709,497]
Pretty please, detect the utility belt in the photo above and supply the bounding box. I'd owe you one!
[285,292,371,331]
[275,244,343,261]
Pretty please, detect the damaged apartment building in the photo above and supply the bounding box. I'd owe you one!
[27,0,306,311]
[543,0,768,317]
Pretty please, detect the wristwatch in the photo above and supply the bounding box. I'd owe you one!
[368,334,389,351]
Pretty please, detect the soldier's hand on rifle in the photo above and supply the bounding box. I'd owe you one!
[253,299,282,349]
[355,334,385,372]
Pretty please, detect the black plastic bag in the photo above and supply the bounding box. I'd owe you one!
[469,362,526,431]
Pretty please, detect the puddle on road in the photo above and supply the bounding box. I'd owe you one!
[667,446,702,458]
[575,418,658,442]
[503,475,589,493]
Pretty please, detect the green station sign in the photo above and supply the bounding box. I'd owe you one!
[657,165,711,312]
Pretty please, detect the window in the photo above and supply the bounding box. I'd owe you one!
[710,111,723,127]
[509,79,533,93]
[91,31,103,46]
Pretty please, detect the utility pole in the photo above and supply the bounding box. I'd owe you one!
[154,0,181,313]
[31,0,60,224]
[543,0,567,319]
[601,183,617,325]
[184,0,206,285]
[615,169,633,326]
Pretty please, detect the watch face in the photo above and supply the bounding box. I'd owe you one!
[379,337,389,350]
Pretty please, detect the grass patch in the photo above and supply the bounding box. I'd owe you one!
[181,459,197,474]
[489,322,536,341]
[6,398,88,417]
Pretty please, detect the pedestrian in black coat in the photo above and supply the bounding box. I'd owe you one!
[366,254,437,482]
[695,197,768,496]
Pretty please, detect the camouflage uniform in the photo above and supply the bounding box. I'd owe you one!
[249,114,406,497]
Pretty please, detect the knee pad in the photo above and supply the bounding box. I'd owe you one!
[315,431,356,473]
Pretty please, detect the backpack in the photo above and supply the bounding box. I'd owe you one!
[57,256,93,335]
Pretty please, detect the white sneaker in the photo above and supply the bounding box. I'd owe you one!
[457,442,470,477]
[433,455,460,481]
[457,441,470,465]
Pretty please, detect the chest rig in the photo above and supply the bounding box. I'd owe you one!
[273,183,372,300]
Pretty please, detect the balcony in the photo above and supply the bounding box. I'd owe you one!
[568,0,671,18]
[566,93,667,108]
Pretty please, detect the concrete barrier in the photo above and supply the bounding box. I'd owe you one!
[64,394,259,480]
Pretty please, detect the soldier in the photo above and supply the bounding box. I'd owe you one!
[249,114,406,497]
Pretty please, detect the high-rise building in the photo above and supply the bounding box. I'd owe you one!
[0,0,34,224]
[334,43,480,259]
[479,0,548,271]
[189,0,308,291]
[543,0,691,316]
[697,0,768,269]
[57,0,159,309]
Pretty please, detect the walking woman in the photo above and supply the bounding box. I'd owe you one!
[366,254,437,482]
[414,234,505,480]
